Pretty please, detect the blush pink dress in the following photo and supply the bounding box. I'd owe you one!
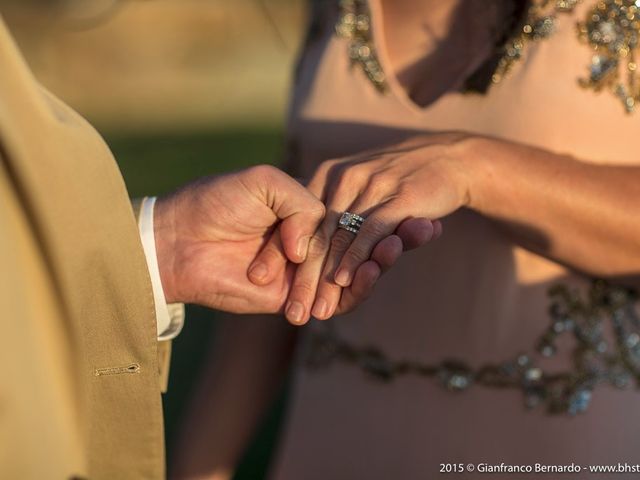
[270,1,640,478]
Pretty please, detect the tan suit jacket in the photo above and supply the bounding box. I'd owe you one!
[0,18,167,479]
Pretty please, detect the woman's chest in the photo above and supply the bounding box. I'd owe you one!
[289,0,640,171]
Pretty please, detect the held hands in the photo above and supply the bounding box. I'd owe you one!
[154,133,472,321]
[154,165,421,315]
[252,133,472,324]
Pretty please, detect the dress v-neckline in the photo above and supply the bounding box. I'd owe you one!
[366,0,482,117]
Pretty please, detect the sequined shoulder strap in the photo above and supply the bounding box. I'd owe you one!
[335,0,640,113]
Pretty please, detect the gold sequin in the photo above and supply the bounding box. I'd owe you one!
[491,0,580,83]
[335,0,388,92]
[577,0,640,113]
[492,1,581,84]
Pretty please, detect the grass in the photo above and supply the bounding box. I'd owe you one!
[107,127,288,480]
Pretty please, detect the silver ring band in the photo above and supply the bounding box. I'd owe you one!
[338,211,365,234]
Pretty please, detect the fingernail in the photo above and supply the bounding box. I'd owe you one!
[248,262,268,282]
[286,301,305,324]
[335,268,351,287]
[312,298,328,319]
[296,236,310,260]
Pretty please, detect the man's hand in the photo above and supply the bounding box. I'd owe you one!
[153,165,325,313]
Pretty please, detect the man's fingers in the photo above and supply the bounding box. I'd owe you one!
[253,165,326,263]
[248,228,287,286]
[279,208,325,264]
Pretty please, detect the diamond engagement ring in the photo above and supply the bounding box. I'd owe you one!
[337,211,365,234]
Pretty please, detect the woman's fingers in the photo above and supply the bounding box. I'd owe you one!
[286,165,363,323]
[284,210,344,325]
[395,217,437,251]
[333,204,400,287]
[310,187,386,320]
[314,233,405,320]
[311,228,356,320]
[336,260,381,314]
[370,235,403,272]
[433,219,443,239]
[284,233,328,324]
[333,235,406,316]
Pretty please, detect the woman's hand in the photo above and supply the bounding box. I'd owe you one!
[298,134,472,323]
[249,131,640,325]
[293,132,640,323]
[254,134,473,325]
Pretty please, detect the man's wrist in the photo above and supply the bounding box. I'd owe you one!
[154,194,180,304]
[138,196,185,339]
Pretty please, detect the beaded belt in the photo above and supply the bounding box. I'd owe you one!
[305,281,640,415]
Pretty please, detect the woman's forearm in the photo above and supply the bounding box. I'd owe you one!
[464,137,640,278]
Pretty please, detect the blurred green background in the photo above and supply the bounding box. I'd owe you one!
[4,0,306,477]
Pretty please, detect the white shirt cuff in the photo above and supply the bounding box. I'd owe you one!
[138,196,185,341]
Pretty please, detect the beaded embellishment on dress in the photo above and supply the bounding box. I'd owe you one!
[335,0,387,92]
[335,0,640,113]
[490,0,581,83]
[577,0,640,112]
[306,281,640,415]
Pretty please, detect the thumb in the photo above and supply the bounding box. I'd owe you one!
[248,165,325,263]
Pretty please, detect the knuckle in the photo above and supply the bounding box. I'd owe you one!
[316,158,339,179]
[293,280,315,297]
[364,175,391,200]
[260,244,285,264]
[398,189,419,209]
[318,219,338,238]
[320,158,338,170]
[396,181,417,198]
[311,201,326,220]
[369,171,391,187]
[307,233,330,257]
[330,231,354,251]
[318,274,341,293]
[345,164,368,183]
[248,164,277,179]
[334,169,353,192]
[362,216,390,238]
[344,244,369,264]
